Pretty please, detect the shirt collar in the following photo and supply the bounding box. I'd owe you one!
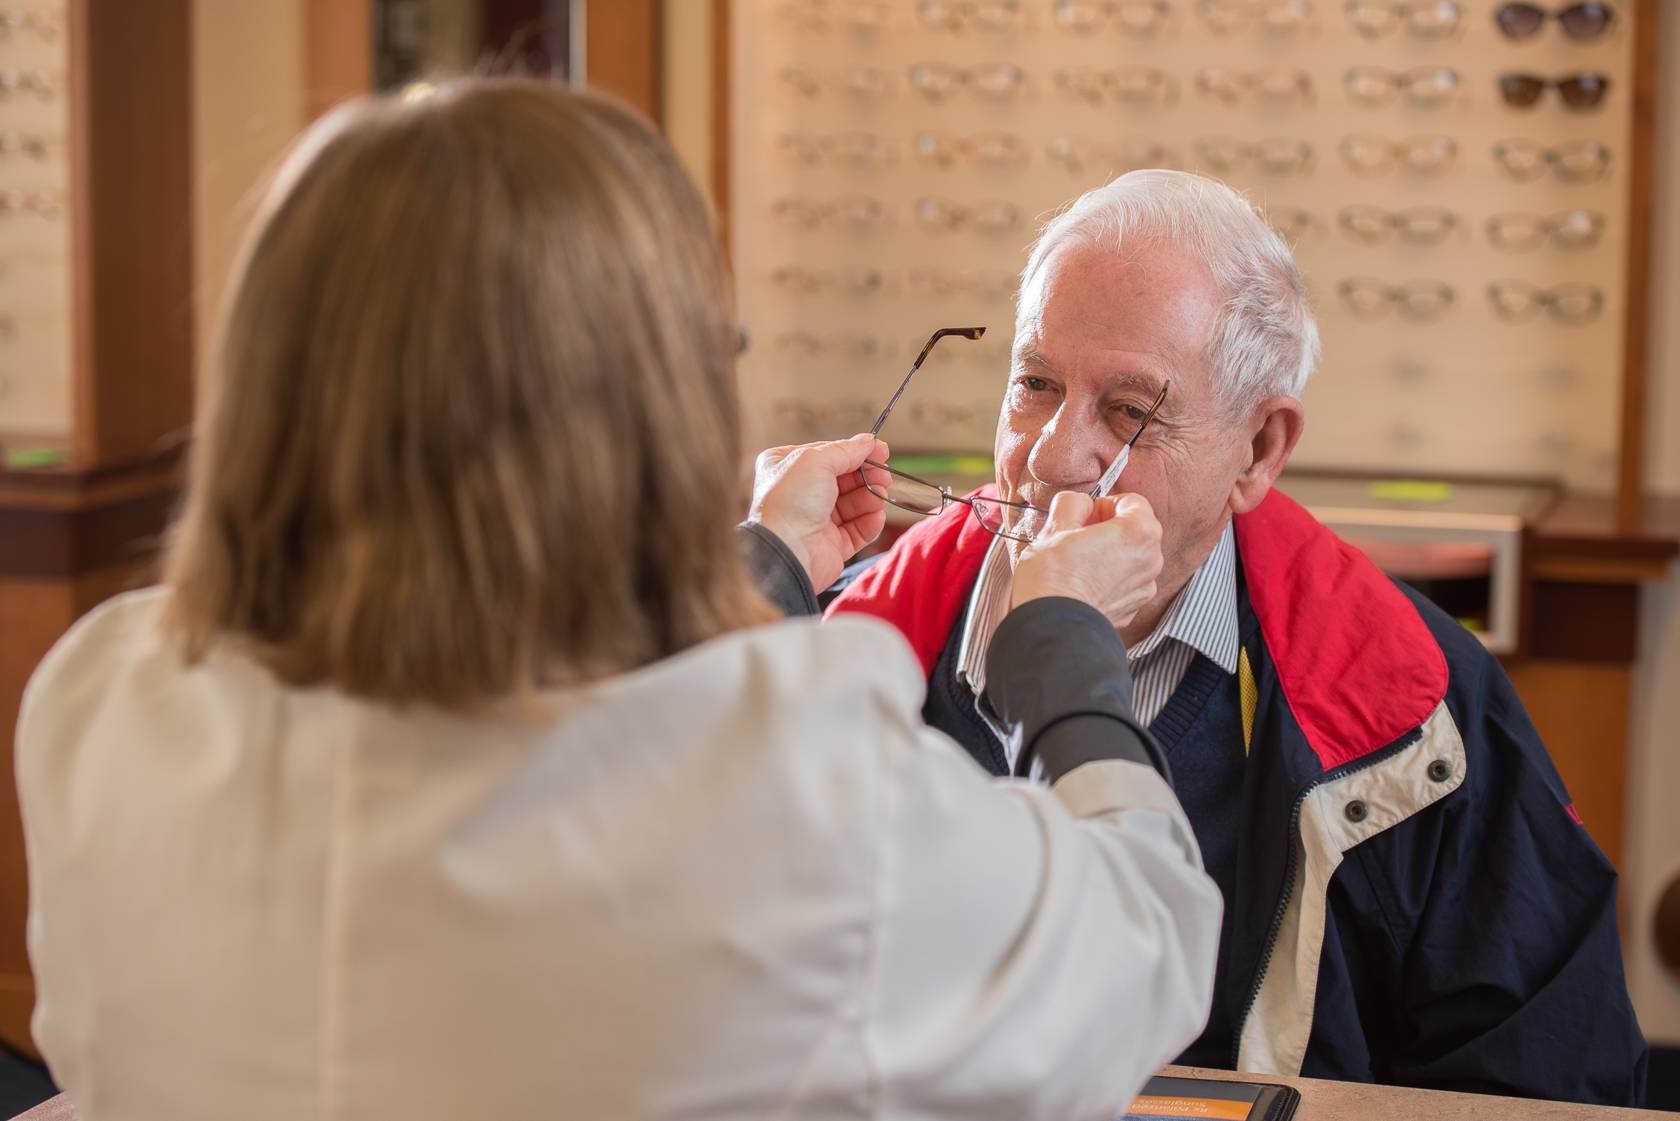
[956,519,1240,696]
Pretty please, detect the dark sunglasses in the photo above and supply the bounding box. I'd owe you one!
[1494,2,1614,40]
[1498,72,1610,110]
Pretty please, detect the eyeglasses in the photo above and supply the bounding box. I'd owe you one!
[0,70,60,101]
[1045,137,1180,174]
[1487,281,1603,323]
[771,266,892,300]
[1495,2,1614,40]
[1199,0,1316,34]
[917,0,1031,33]
[913,197,1022,235]
[773,398,881,440]
[909,268,1020,303]
[0,189,62,219]
[908,61,1028,103]
[858,327,1044,543]
[0,132,62,161]
[913,131,1032,171]
[0,11,62,39]
[1054,67,1179,107]
[773,331,894,364]
[1340,133,1458,176]
[777,1,894,33]
[1053,0,1174,36]
[1266,207,1323,242]
[775,132,898,171]
[1346,0,1465,38]
[778,66,896,101]
[1345,66,1461,108]
[1493,139,1611,181]
[1498,72,1611,110]
[1338,277,1457,320]
[1196,137,1315,177]
[1486,210,1605,251]
[1339,205,1460,246]
[1195,67,1315,107]
[770,195,891,232]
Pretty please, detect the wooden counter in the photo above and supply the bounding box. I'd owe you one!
[13,1067,1673,1120]
[1161,1066,1674,1120]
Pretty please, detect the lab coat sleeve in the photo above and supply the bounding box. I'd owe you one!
[867,726,1223,1121]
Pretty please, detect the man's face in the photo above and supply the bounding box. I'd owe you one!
[994,238,1253,625]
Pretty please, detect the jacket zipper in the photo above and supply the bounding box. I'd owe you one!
[1228,732,1421,1068]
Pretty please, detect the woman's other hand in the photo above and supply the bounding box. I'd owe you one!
[750,433,891,592]
[1010,491,1164,631]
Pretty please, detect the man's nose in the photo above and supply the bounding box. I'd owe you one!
[1026,405,1108,490]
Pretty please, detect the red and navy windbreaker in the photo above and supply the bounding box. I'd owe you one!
[828,487,1647,1105]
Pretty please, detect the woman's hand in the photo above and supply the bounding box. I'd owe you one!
[1010,491,1163,630]
[750,433,891,592]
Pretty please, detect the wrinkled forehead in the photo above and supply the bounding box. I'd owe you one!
[1014,237,1220,389]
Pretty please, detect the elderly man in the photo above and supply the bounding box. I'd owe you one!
[825,171,1647,1104]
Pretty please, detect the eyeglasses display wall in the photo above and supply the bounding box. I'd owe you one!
[0,4,70,442]
[727,0,1641,492]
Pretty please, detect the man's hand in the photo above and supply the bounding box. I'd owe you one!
[1010,491,1163,630]
[749,433,891,592]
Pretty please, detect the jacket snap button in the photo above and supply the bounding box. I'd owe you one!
[1428,759,1452,783]
[1344,800,1369,824]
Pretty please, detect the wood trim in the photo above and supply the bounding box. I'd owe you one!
[1532,493,1680,567]
[0,486,179,580]
[66,0,195,472]
[712,0,731,257]
[0,973,39,1062]
[1617,0,1661,528]
[305,0,372,119]
[586,0,662,123]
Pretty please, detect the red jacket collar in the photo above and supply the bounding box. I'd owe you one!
[828,488,1448,771]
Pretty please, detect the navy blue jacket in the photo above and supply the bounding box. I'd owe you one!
[828,488,1647,1106]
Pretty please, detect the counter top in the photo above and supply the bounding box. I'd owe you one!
[1159,1065,1675,1120]
[14,1069,1674,1120]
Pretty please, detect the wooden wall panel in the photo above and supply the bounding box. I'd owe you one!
[66,0,195,471]
[587,0,660,123]
[1507,661,1632,874]
[306,0,373,119]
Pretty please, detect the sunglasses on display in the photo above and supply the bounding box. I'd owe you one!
[1498,72,1611,110]
[1494,2,1614,40]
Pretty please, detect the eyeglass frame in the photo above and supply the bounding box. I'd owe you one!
[859,327,1169,544]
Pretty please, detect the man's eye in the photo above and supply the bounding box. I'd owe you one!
[1016,376,1050,393]
[1118,403,1149,422]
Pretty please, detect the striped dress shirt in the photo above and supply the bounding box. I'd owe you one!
[956,520,1240,773]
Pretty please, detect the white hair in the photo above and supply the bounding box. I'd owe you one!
[1018,169,1321,414]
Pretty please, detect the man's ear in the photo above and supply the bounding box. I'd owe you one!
[1229,397,1304,515]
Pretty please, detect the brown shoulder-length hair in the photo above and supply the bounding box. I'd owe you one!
[164,79,776,707]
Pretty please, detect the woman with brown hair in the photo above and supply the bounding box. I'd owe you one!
[16,80,1218,1120]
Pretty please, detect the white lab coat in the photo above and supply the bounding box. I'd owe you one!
[17,587,1220,1121]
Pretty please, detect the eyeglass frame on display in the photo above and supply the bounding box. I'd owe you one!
[1345,0,1466,39]
[1339,133,1459,176]
[1485,209,1606,251]
[1491,138,1611,181]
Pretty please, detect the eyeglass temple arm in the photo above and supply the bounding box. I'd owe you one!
[868,326,987,436]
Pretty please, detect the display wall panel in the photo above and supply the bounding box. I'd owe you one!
[728,0,1644,493]
[0,5,72,442]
